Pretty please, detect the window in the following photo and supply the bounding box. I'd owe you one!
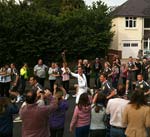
[131,43,138,47]
[125,17,136,28]
[144,40,149,50]
[123,43,130,47]
[144,18,150,28]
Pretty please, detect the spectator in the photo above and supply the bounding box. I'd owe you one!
[93,58,102,89]
[9,63,22,103]
[90,92,106,137]
[0,64,11,97]
[135,73,150,96]
[20,63,29,96]
[34,59,48,87]
[111,62,119,89]
[106,88,129,137]
[103,61,112,82]
[74,59,83,73]
[135,58,141,80]
[19,90,58,137]
[70,93,91,137]
[126,56,136,93]
[53,63,67,99]
[122,90,150,137]
[83,59,91,88]
[49,91,69,137]
[29,76,43,93]
[61,62,70,99]
[141,58,150,82]
[99,73,116,100]
[48,62,56,94]
[0,97,19,137]
[119,64,127,86]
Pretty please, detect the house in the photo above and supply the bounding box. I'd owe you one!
[110,0,150,58]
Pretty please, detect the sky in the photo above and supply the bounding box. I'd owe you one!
[85,0,127,6]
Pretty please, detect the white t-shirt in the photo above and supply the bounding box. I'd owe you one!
[106,98,129,128]
[48,67,56,80]
[90,104,106,130]
[34,64,47,78]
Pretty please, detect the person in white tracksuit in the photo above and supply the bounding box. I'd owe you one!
[70,67,88,104]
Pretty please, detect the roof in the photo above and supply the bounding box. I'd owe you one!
[112,0,150,18]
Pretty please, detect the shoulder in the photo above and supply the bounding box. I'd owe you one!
[124,104,131,110]
[34,65,38,69]
[143,105,150,110]
[144,81,150,86]
[43,64,48,68]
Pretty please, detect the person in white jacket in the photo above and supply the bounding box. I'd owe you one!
[70,67,88,104]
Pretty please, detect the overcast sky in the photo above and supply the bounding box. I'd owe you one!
[84,0,127,6]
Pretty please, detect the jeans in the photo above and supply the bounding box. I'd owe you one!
[147,128,150,137]
[110,126,126,137]
[0,132,12,137]
[50,128,64,137]
[90,129,106,137]
[63,80,69,94]
[37,77,45,87]
[75,125,90,137]
[49,80,56,94]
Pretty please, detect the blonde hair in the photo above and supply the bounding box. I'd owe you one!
[105,61,111,67]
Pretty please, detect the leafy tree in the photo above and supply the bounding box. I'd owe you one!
[0,0,113,66]
[61,0,85,12]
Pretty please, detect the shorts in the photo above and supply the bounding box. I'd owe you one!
[55,78,63,87]
[10,82,21,92]
[127,71,136,82]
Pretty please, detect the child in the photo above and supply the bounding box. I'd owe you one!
[70,93,91,137]
[90,92,106,137]
[49,91,69,137]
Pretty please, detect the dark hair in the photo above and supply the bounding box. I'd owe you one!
[23,62,28,66]
[30,75,39,82]
[100,73,107,79]
[117,84,125,97]
[78,93,90,110]
[95,93,106,113]
[25,90,37,104]
[0,97,10,114]
[129,89,147,109]
[137,73,143,77]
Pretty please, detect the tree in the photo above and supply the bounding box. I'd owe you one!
[61,0,85,12]
[0,0,113,66]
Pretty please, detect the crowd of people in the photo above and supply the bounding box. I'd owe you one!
[0,55,150,137]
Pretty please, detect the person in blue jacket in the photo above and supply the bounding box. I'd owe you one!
[0,97,19,137]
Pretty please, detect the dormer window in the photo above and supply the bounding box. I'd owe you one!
[125,17,136,28]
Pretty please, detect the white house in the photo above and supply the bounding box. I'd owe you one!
[110,0,150,58]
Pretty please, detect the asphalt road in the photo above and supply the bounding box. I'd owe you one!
[13,92,76,137]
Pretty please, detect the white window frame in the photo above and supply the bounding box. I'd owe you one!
[125,17,137,28]
[123,42,138,48]
[123,43,130,47]
[131,43,138,47]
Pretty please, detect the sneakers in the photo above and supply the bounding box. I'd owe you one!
[125,90,128,95]
[64,94,70,100]
[13,116,22,123]
[72,94,77,98]
[16,95,22,103]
